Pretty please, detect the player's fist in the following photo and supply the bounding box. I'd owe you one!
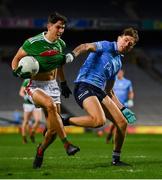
[12,66,31,79]
[12,66,22,77]
[65,52,75,63]
[60,81,72,98]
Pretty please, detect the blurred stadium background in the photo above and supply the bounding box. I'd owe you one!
[0,0,162,134]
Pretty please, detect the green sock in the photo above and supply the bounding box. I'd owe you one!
[61,138,69,144]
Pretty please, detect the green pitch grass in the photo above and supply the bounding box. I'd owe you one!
[0,132,162,179]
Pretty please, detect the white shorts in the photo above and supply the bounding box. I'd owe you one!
[26,79,61,104]
[23,103,42,112]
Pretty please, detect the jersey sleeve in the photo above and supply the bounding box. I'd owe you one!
[22,39,33,55]
[95,41,111,53]
[22,39,41,55]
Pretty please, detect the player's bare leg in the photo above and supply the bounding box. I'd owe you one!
[63,95,129,166]
[67,96,106,128]
[30,110,41,143]
[106,123,115,143]
[102,96,129,166]
[32,90,79,168]
[21,112,31,144]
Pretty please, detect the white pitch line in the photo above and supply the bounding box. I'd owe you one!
[2,156,81,160]
[112,169,143,173]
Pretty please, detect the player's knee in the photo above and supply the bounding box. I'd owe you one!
[96,119,106,128]
[92,116,106,128]
[47,128,56,136]
[118,120,127,131]
[45,99,57,113]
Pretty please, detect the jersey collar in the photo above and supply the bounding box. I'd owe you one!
[42,32,56,44]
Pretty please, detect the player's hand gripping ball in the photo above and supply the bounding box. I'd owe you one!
[13,56,39,79]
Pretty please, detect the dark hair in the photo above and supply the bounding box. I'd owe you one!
[48,12,67,24]
[122,27,139,43]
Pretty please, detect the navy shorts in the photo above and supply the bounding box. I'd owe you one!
[74,82,107,108]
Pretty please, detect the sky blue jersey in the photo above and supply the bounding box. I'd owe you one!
[75,41,123,90]
[113,77,133,105]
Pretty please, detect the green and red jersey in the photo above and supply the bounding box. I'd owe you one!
[22,32,66,73]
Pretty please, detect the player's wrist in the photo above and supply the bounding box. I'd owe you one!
[120,107,126,111]
[128,99,133,102]
[127,99,134,107]
[12,69,18,77]
[70,52,76,58]
[12,67,21,77]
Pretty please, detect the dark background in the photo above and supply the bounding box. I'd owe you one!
[0,0,162,125]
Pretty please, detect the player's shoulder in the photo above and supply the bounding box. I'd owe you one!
[99,40,114,47]
[23,33,43,47]
[96,40,111,45]
[96,40,114,51]
[28,33,44,43]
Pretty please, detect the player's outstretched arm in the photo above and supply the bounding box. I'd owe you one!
[65,43,96,63]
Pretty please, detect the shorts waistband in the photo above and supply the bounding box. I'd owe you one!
[75,82,102,91]
[31,79,57,84]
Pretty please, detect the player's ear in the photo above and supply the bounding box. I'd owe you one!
[47,22,52,30]
[117,36,122,41]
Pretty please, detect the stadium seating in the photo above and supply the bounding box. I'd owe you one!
[3,0,162,20]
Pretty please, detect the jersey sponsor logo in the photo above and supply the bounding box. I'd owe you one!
[40,50,59,56]
[78,90,89,100]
